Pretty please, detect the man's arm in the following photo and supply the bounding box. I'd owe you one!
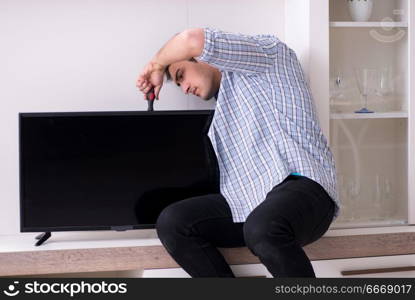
[152,28,204,68]
[136,28,204,99]
[196,28,280,74]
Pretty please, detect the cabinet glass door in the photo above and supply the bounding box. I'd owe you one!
[328,0,410,228]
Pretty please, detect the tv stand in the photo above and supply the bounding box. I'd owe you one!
[1,229,415,276]
[35,232,51,246]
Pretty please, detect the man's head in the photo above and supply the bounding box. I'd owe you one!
[165,58,221,100]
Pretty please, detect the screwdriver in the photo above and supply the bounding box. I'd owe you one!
[146,87,156,111]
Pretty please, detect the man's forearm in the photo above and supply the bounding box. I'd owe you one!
[151,28,204,68]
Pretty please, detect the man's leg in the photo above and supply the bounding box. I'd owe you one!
[155,194,245,277]
[243,175,335,277]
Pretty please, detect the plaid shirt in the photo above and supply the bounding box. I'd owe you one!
[197,27,340,223]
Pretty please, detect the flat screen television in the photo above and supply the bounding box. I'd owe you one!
[19,110,219,242]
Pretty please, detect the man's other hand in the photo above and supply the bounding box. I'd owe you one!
[136,61,165,100]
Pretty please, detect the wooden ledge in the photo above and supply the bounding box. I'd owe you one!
[1,232,415,276]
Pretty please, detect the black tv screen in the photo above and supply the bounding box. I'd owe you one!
[19,110,219,232]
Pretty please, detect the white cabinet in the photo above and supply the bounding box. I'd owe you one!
[142,267,190,278]
[142,264,272,278]
[328,0,414,229]
[142,254,415,278]
[313,254,415,278]
[287,0,414,230]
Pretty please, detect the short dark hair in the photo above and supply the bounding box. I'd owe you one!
[165,57,198,82]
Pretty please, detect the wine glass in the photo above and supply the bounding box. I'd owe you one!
[381,176,393,219]
[353,68,379,113]
[330,71,346,99]
[373,173,383,220]
[374,175,394,220]
[376,67,395,112]
[377,67,393,97]
[346,178,360,221]
[337,174,349,221]
[330,70,351,113]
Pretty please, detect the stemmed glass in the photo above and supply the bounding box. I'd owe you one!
[330,70,354,113]
[377,68,394,97]
[376,67,395,112]
[354,68,379,113]
[346,178,360,221]
[381,177,393,219]
[330,71,346,100]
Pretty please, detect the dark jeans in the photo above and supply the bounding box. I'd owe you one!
[155,175,335,277]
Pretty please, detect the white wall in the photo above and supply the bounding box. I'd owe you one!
[0,0,285,235]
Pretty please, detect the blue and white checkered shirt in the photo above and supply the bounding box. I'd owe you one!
[197,27,340,223]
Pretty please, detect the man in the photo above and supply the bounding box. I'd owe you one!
[136,28,340,278]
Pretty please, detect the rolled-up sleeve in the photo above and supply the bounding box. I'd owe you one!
[196,27,281,74]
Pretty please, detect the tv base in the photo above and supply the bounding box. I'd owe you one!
[35,232,51,246]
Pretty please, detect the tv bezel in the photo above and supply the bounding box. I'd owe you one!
[19,109,216,233]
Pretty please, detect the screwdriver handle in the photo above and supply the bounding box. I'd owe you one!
[146,88,155,111]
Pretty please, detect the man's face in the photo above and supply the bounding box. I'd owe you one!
[167,60,220,100]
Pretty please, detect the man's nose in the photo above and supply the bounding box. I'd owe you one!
[181,83,190,94]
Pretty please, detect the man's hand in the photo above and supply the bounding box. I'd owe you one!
[136,28,204,100]
[136,61,165,100]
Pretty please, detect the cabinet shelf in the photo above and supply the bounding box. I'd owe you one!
[330,111,408,120]
[333,219,407,229]
[330,21,408,28]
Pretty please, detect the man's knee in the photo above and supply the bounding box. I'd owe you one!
[156,204,189,236]
[155,203,195,247]
[243,213,294,257]
[155,204,192,252]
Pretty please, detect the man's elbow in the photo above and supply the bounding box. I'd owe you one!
[182,28,204,58]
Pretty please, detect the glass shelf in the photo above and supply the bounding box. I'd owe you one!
[332,219,407,229]
[331,111,408,120]
[330,21,408,28]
